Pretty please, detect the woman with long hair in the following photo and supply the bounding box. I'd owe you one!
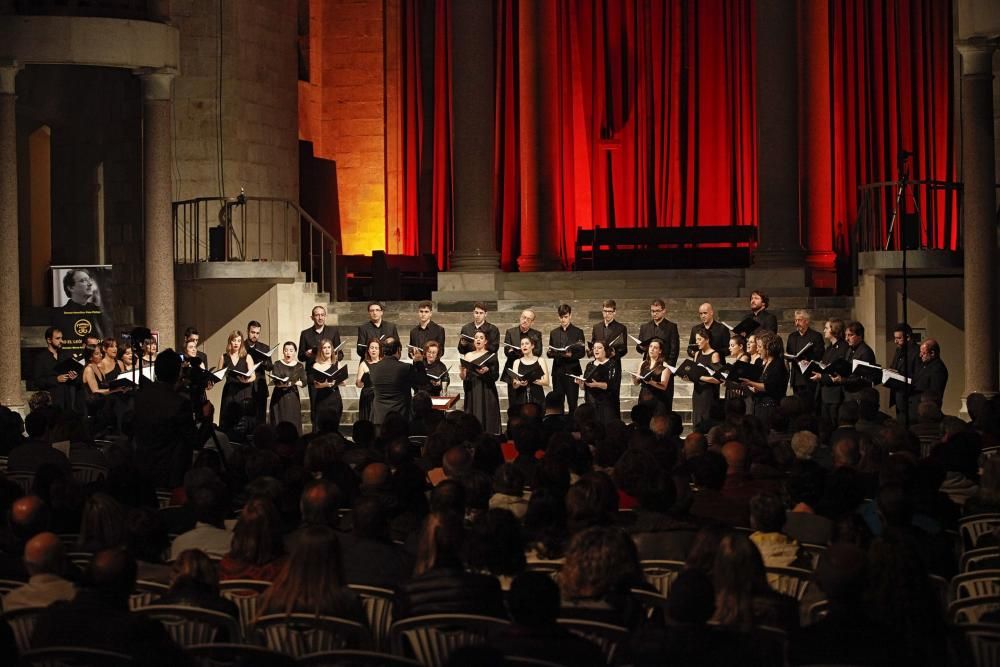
[258,525,364,621]
[691,329,722,427]
[77,492,127,553]
[158,549,239,618]
[81,345,119,433]
[219,330,254,432]
[509,336,549,408]
[633,338,672,411]
[710,531,798,632]
[355,338,382,422]
[558,526,644,627]
[309,338,344,430]
[219,497,287,582]
[725,334,752,404]
[741,336,789,427]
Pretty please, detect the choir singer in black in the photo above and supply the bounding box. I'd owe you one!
[547,304,586,413]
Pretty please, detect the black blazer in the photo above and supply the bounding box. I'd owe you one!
[368,356,416,424]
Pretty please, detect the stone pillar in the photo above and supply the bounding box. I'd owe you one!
[0,63,23,408]
[958,39,999,399]
[449,0,499,272]
[139,68,177,349]
[753,0,803,267]
[516,0,561,272]
[799,0,837,288]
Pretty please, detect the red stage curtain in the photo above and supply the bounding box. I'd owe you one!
[829,0,955,253]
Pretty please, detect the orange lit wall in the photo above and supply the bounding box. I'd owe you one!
[299,0,388,255]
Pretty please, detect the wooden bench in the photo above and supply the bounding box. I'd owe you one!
[339,251,437,301]
[574,225,757,270]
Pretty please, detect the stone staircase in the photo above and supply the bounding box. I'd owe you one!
[289,269,854,433]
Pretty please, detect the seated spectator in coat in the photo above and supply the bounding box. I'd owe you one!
[76,492,127,553]
[157,549,239,619]
[169,479,233,560]
[339,495,414,588]
[488,463,528,519]
[30,549,189,666]
[490,572,605,666]
[2,532,76,611]
[789,543,899,666]
[218,497,286,582]
[7,408,71,476]
[258,525,365,623]
[710,531,799,633]
[558,525,645,628]
[394,511,505,619]
[464,509,526,590]
[0,495,51,580]
[748,493,809,573]
[126,507,173,584]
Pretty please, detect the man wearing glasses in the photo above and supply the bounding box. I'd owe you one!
[591,300,628,418]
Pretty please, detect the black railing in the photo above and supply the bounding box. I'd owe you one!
[9,0,167,21]
[853,179,963,253]
[172,195,338,300]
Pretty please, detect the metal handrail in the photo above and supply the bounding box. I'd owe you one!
[853,179,962,254]
[172,195,338,301]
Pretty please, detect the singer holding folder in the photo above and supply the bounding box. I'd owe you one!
[309,338,344,429]
[691,329,722,427]
[633,338,672,411]
[355,339,382,422]
[218,330,255,431]
[460,331,500,434]
[270,341,305,434]
[508,336,549,408]
[577,341,617,424]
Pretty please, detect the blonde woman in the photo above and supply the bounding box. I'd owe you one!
[218,330,253,431]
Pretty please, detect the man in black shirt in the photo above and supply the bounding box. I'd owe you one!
[408,300,446,357]
[747,290,778,333]
[298,305,342,366]
[841,321,877,400]
[637,298,680,365]
[503,309,543,374]
[688,302,729,357]
[786,309,825,410]
[245,320,272,423]
[357,301,399,355]
[888,323,919,419]
[592,299,627,415]
[33,327,82,413]
[547,304,586,412]
[457,302,500,355]
[910,338,948,419]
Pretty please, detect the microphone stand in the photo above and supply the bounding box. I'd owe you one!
[886,151,914,428]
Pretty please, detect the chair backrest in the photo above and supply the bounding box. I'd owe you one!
[7,471,33,494]
[948,595,1000,625]
[348,584,395,652]
[218,579,271,641]
[959,514,1000,551]
[962,547,1000,573]
[764,565,812,601]
[503,658,567,667]
[556,618,629,665]
[797,542,827,570]
[254,612,372,658]
[72,463,108,485]
[19,646,134,666]
[130,579,170,610]
[186,642,297,667]
[963,624,1000,667]
[1,605,46,652]
[0,577,26,598]
[524,560,563,581]
[134,604,241,647]
[0,454,7,473]
[298,650,422,667]
[66,552,94,570]
[953,571,1000,604]
[806,599,830,625]
[629,587,668,622]
[640,559,686,597]
[389,613,511,667]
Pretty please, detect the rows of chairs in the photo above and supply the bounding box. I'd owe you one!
[947,512,1000,666]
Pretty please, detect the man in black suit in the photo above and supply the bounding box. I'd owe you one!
[245,320,272,423]
[786,309,825,410]
[637,298,680,365]
[32,327,81,413]
[547,304,586,412]
[688,302,729,357]
[889,322,919,419]
[369,340,418,427]
[457,302,500,355]
[409,300,446,357]
[841,320,877,400]
[298,305,342,366]
[747,290,778,333]
[132,350,213,489]
[910,338,948,419]
[357,301,399,355]
[503,309,543,374]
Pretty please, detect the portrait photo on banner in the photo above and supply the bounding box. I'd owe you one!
[50,265,115,351]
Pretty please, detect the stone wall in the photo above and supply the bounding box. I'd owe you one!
[298,0,386,256]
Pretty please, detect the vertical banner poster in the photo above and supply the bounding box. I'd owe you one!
[51,265,114,351]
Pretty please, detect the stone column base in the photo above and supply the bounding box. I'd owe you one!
[516,254,562,273]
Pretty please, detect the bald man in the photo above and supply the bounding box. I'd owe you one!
[909,338,948,419]
[688,303,730,358]
[503,309,543,374]
[2,532,75,611]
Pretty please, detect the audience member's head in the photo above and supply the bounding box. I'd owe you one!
[23,531,67,577]
[559,526,641,601]
[230,496,284,566]
[749,493,786,533]
[507,572,561,627]
[300,479,342,527]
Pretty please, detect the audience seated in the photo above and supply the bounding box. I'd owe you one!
[157,548,239,619]
[2,532,76,611]
[218,496,286,581]
[339,495,414,588]
[169,479,233,560]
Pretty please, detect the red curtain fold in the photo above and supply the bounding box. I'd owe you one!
[829,0,956,253]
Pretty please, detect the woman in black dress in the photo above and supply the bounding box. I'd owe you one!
[633,338,671,412]
[270,341,306,434]
[309,338,344,431]
[509,336,549,408]
[725,333,752,406]
[218,330,254,432]
[741,336,788,427]
[460,331,500,433]
[355,338,382,422]
[691,329,722,427]
[82,344,117,433]
[417,341,449,397]
[578,340,617,424]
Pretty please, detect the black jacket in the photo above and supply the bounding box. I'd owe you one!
[394,564,505,619]
[638,319,680,365]
[369,357,417,425]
